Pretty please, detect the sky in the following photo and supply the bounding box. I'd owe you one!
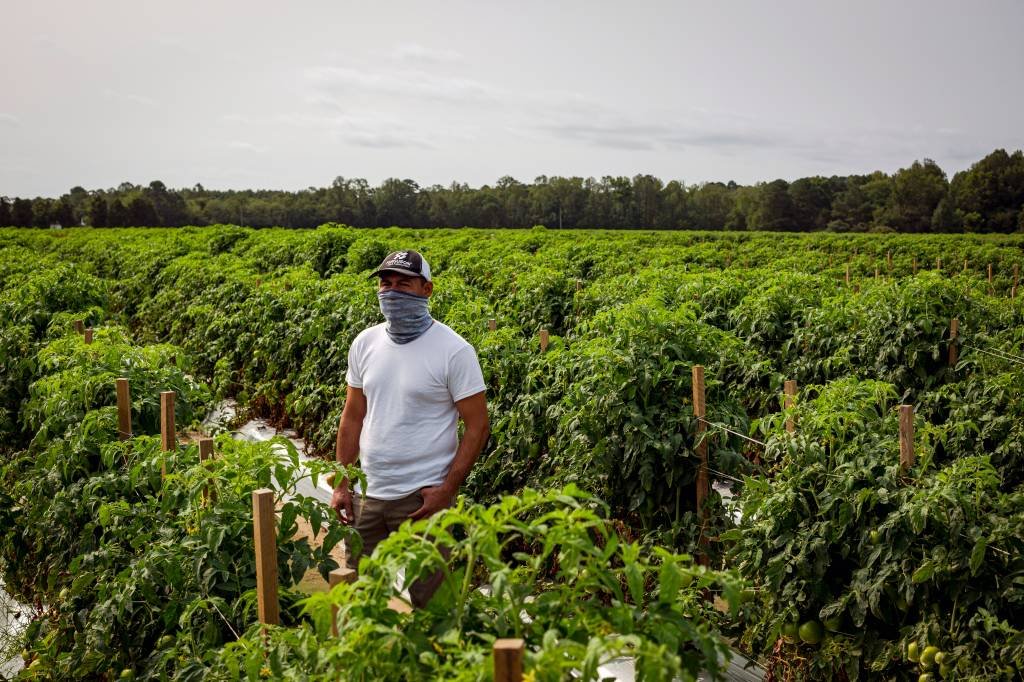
[1,0,1023,197]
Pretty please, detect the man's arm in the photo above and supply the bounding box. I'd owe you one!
[331,386,366,524]
[410,390,489,520]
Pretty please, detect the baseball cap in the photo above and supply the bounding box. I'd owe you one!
[368,250,432,282]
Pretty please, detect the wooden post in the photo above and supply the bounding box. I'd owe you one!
[784,380,797,434]
[493,639,525,682]
[84,328,94,344]
[899,405,915,473]
[948,318,959,368]
[936,256,942,271]
[988,263,993,284]
[886,250,893,272]
[253,489,280,625]
[328,567,357,636]
[845,264,850,285]
[575,279,582,292]
[73,319,84,334]
[963,258,968,273]
[1013,285,1018,300]
[116,378,132,440]
[160,391,175,452]
[692,365,708,565]
[487,318,497,332]
[539,329,549,353]
[912,257,917,275]
[160,391,175,478]
[1014,264,1020,289]
[875,267,879,280]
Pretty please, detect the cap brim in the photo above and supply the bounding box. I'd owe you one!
[368,267,424,279]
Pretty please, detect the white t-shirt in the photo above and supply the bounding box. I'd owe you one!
[345,320,486,500]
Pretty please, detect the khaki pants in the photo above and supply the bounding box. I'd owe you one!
[346,490,447,608]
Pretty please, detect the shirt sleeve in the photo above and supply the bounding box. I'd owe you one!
[448,345,486,402]
[345,336,363,388]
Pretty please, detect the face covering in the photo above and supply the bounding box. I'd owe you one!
[378,289,433,344]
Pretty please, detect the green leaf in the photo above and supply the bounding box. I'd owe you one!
[911,561,934,584]
[969,537,987,575]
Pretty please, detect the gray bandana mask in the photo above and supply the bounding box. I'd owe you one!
[378,290,433,344]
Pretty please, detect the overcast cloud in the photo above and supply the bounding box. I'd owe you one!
[1,0,1021,196]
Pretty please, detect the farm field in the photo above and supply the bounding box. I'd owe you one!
[1,225,1023,681]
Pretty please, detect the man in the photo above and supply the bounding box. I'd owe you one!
[330,249,489,608]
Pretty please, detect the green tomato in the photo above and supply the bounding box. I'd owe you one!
[908,641,920,662]
[933,652,946,666]
[918,674,933,682]
[869,530,882,545]
[158,634,175,649]
[823,614,844,632]
[119,669,135,681]
[921,646,940,668]
[781,622,799,642]
[938,663,952,679]
[798,620,824,645]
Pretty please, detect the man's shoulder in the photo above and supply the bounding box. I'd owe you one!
[351,323,387,349]
[428,321,476,353]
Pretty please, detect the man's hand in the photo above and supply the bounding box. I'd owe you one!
[409,485,453,520]
[331,482,354,525]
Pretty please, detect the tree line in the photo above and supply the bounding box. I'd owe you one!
[2,148,1022,232]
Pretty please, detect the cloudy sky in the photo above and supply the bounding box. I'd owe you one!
[2,0,1022,197]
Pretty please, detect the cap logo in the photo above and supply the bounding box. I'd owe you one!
[384,251,415,269]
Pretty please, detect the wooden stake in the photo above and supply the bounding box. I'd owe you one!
[886,250,893,272]
[73,319,84,334]
[948,318,959,368]
[487,318,497,332]
[539,329,549,353]
[160,391,175,478]
[692,365,709,566]
[493,639,525,682]
[912,257,917,275]
[328,567,357,636]
[84,328,94,344]
[899,405,915,473]
[784,380,797,434]
[845,264,850,285]
[988,263,993,284]
[575,279,582,292]
[116,378,132,440]
[963,258,968,273]
[936,256,942,271]
[253,489,280,625]
[1014,264,1020,289]
[875,267,880,280]
[160,391,175,452]
[1013,285,1018,300]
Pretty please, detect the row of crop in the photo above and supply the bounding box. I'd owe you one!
[728,377,1024,680]
[0,320,351,679]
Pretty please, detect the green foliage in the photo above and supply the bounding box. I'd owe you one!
[197,487,743,681]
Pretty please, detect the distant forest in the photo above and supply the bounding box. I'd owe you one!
[3,149,1023,232]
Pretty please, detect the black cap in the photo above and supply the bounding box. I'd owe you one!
[368,250,432,281]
